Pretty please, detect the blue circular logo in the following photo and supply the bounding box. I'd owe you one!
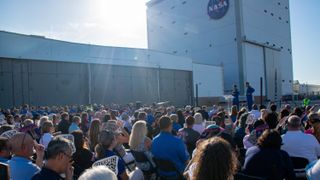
[207,0,229,19]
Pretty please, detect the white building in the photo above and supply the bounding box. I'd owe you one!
[0,0,294,107]
[146,0,293,101]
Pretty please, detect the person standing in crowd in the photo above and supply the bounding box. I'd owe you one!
[246,82,255,111]
[31,137,74,180]
[151,116,189,178]
[8,133,44,180]
[232,84,240,110]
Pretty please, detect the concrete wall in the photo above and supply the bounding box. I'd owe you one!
[241,0,293,97]
[147,0,239,92]
[146,0,294,101]
[0,58,192,108]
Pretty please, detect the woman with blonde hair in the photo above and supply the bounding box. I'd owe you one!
[129,120,155,178]
[129,120,151,151]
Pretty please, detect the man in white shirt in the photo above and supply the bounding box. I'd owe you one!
[281,115,320,162]
[249,104,261,121]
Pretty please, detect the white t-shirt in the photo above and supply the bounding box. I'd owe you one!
[281,131,320,162]
[192,124,205,134]
[249,110,261,121]
[40,133,53,149]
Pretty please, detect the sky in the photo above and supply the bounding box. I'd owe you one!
[0,0,319,85]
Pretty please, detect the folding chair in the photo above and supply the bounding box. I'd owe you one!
[0,162,10,180]
[290,156,309,179]
[153,158,183,180]
[131,150,157,179]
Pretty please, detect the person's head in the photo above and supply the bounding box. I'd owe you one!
[39,116,49,127]
[270,104,277,112]
[72,116,81,125]
[137,112,147,121]
[185,116,195,127]
[231,105,238,116]
[308,113,320,126]
[6,115,14,125]
[284,104,291,112]
[192,137,237,180]
[246,82,250,87]
[95,130,117,159]
[10,132,35,158]
[159,116,172,132]
[252,104,258,110]
[71,130,85,150]
[78,166,117,180]
[46,137,73,174]
[293,107,304,117]
[61,112,69,121]
[287,115,301,130]
[233,84,237,89]
[259,105,266,111]
[170,114,179,123]
[0,137,11,159]
[280,108,290,119]
[260,109,269,121]
[81,112,88,120]
[41,121,54,134]
[129,120,147,150]
[239,113,249,128]
[22,119,34,127]
[265,112,278,129]
[194,113,203,124]
[257,129,282,149]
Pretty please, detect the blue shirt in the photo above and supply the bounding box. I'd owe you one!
[104,150,126,180]
[151,131,189,176]
[8,156,40,180]
[147,114,155,125]
[0,157,9,164]
[246,86,255,97]
[172,122,182,133]
[68,122,80,133]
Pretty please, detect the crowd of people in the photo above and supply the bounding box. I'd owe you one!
[0,101,320,180]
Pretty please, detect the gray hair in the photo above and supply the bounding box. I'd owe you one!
[46,137,72,159]
[287,115,301,129]
[78,166,117,180]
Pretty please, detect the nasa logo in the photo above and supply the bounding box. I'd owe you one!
[207,0,229,20]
